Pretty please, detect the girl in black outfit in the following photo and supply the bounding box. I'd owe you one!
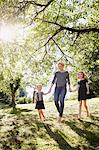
[33,84,49,121]
[78,72,90,119]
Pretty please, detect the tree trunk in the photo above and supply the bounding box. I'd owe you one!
[11,92,16,110]
[10,78,20,112]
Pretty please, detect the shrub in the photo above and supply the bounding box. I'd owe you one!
[16,97,31,104]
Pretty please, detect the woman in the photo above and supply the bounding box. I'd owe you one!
[49,62,71,122]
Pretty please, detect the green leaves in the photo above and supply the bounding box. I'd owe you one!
[0,0,99,95]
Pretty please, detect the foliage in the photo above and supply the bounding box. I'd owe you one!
[0,91,10,104]
[16,96,31,104]
[19,87,27,97]
[0,0,99,96]
[72,32,99,95]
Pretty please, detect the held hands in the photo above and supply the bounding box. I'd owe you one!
[69,87,72,92]
[87,91,90,95]
[48,84,53,93]
[48,88,51,93]
[69,85,78,92]
[43,88,52,95]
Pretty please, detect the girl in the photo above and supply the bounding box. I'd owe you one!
[33,84,49,121]
[78,72,90,119]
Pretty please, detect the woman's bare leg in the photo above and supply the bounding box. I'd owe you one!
[84,100,89,116]
[78,100,82,119]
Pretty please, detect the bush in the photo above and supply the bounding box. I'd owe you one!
[0,92,10,104]
[16,97,31,104]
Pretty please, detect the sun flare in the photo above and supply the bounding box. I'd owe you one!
[0,24,16,42]
[0,23,25,43]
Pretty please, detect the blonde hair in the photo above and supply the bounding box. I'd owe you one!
[36,84,42,88]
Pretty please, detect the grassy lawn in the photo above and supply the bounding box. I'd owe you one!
[0,98,99,150]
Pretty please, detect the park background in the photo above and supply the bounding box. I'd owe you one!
[0,0,99,149]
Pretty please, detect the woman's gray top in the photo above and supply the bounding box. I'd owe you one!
[52,71,70,87]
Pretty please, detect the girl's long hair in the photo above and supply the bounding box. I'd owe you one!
[79,71,88,80]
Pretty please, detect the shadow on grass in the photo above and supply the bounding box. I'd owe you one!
[80,120,99,128]
[1,126,37,150]
[0,103,11,110]
[35,121,45,131]
[90,115,99,121]
[0,114,38,150]
[10,107,32,114]
[44,123,77,150]
[65,120,99,148]
[0,114,5,120]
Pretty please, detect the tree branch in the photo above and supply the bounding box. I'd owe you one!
[29,0,54,24]
[55,0,62,23]
[71,32,80,46]
[43,27,64,47]
[42,45,48,61]
[16,0,54,16]
[52,38,74,64]
[55,55,64,62]
[36,18,99,33]
[18,0,46,7]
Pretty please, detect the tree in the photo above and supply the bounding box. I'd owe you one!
[0,0,99,95]
[10,78,20,110]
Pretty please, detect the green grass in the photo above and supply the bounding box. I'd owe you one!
[0,98,99,150]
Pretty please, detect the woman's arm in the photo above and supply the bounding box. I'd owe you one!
[67,72,72,92]
[52,73,56,85]
[48,73,56,92]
